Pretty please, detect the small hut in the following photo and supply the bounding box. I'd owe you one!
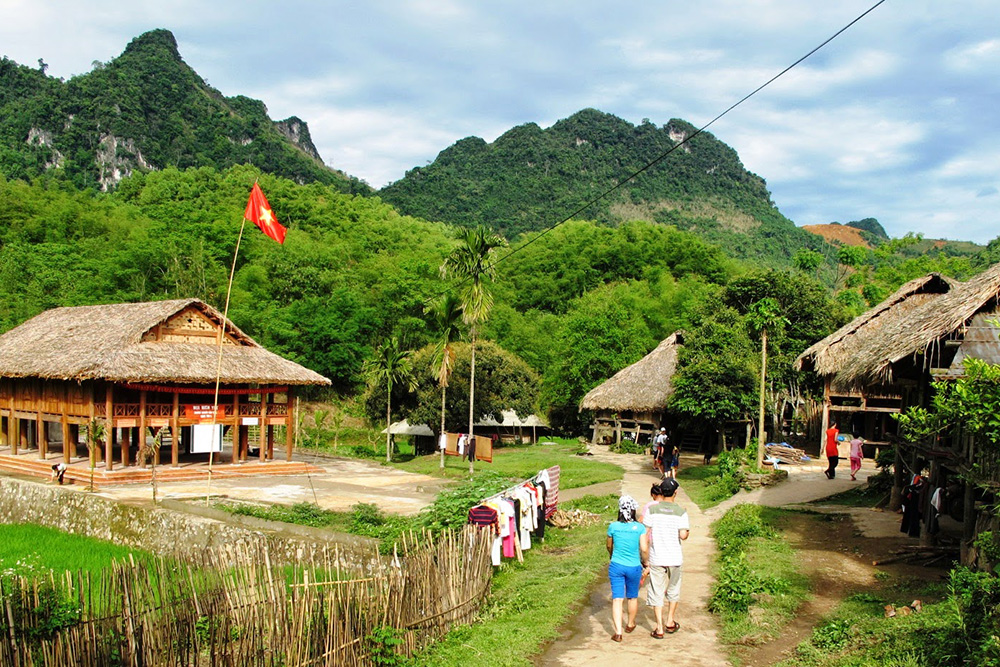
[475,410,549,444]
[579,332,683,445]
[382,419,436,455]
[0,299,330,476]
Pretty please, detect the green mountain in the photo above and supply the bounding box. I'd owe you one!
[0,30,368,194]
[379,108,827,264]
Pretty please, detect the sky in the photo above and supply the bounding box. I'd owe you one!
[2,1,999,243]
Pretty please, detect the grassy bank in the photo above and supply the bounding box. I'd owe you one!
[0,523,150,575]
[417,494,617,666]
[709,505,811,652]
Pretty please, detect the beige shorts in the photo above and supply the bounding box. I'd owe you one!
[646,565,682,606]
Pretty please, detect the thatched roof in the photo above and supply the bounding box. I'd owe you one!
[476,410,550,428]
[795,273,956,377]
[579,332,683,412]
[799,265,1000,386]
[0,299,330,386]
[382,420,435,436]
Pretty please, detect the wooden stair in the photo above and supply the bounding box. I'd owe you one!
[0,453,324,489]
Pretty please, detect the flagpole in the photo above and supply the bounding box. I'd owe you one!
[205,213,248,505]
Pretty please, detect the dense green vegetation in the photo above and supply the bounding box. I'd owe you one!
[0,30,366,193]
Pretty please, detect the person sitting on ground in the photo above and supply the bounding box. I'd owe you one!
[642,478,689,638]
[606,494,649,642]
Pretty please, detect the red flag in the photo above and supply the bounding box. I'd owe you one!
[244,182,287,244]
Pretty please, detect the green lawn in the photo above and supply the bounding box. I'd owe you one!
[417,494,617,666]
[0,523,150,575]
[391,439,622,490]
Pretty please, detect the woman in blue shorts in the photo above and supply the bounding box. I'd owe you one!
[606,495,649,642]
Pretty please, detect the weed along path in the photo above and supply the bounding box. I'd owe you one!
[537,450,730,667]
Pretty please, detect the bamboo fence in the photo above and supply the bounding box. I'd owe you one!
[0,526,494,666]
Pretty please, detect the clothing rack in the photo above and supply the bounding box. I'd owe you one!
[479,467,551,505]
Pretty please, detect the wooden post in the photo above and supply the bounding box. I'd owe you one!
[285,389,296,461]
[961,479,976,565]
[232,393,240,464]
[267,424,274,461]
[171,392,180,468]
[10,384,18,456]
[61,411,70,464]
[105,385,114,470]
[258,393,268,462]
[121,428,131,466]
[36,412,46,460]
[239,425,248,462]
[139,390,149,467]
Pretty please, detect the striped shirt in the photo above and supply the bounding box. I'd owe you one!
[642,501,689,567]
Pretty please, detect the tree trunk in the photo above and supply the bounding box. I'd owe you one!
[469,325,477,475]
[385,378,393,463]
[757,328,767,468]
[440,383,447,469]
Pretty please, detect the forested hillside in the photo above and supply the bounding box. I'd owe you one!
[0,30,367,194]
[379,108,828,266]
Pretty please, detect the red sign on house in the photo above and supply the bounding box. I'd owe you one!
[184,405,226,422]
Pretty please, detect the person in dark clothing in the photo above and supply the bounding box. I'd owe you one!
[900,475,924,537]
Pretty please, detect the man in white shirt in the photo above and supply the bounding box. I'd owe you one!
[642,478,689,638]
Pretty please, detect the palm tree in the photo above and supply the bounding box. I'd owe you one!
[363,337,417,462]
[746,297,788,468]
[427,294,464,469]
[440,227,507,474]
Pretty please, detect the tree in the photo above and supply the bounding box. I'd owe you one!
[363,337,417,462]
[440,227,507,474]
[427,294,464,468]
[746,297,788,467]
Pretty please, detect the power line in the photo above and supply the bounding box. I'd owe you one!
[486,0,889,270]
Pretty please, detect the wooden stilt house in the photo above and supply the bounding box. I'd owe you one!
[580,332,683,446]
[796,265,1000,565]
[0,299,330,474]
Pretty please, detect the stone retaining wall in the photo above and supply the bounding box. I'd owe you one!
[0,477,382,570]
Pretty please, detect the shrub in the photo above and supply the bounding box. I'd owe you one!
[420,471,514,533]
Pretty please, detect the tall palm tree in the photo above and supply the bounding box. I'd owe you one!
[440,227,507,474]
[427,294,464,469]
[363,337,417,462]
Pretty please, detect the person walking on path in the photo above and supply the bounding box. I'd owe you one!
[642,478,689,638]
[824,422,840,479]
[606,495,649,642]
[849,435,864,481]
[652,428,668,475]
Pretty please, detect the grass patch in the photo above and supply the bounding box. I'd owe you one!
[0,523,151,575]
[812,483,888,508]
[391,439,622,491]
[416,495,617,666]
[677,462,725,510]
[709,505,810,650]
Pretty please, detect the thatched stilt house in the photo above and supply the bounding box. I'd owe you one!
[796,265,1000,564]
[795,273,957,453]
[0,299,330,473]
[579,332,683,446]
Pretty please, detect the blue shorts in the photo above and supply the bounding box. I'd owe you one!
[608,562,643,599]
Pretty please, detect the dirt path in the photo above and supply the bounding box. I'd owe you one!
[536,450,730,666]
[536,449,905,667]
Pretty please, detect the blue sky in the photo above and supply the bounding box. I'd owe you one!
[2,1,998,242]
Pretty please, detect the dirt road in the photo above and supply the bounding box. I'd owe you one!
[536,449,885,666]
